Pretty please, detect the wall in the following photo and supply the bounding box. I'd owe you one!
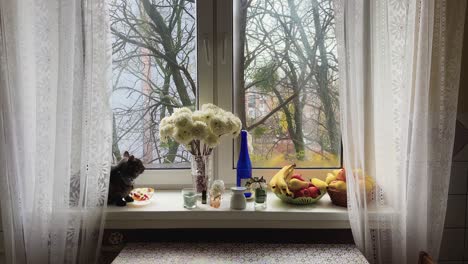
[439,5,468,264]
[0,207,4,263]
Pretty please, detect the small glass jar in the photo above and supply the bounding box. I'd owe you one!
[209,191,222,208]
[254,188,267,211]
[246,176,268,210]
[182,188,197,209]
[209,180,225,208]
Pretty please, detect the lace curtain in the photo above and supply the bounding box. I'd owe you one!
[335,0,466,263]
[0,0,112,263]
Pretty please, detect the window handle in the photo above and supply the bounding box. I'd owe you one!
[221,33,228,65]
[203,35,211,66]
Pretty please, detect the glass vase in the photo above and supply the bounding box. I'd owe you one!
[191,154,213,204]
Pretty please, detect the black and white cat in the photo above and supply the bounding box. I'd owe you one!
[107,151,145,206]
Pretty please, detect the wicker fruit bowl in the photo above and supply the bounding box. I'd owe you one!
[327,187,374,207]
[274,191,326,205]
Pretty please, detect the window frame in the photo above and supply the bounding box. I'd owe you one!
[133,0,341,188]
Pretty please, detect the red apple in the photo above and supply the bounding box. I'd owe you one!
[308,186,320,198]
[336,168,346,182]
[302,188,311,197]
[291,174,305,181]
[293,189,305,198]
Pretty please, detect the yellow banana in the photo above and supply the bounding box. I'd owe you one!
[276,176,292,196]
[269,165,285,192]
[270,164,295,196]
[269,174,279,192]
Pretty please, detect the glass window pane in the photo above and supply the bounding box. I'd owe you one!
[234,0,341,168]
[110,0,197,168]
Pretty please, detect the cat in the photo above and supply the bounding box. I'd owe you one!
[108,151,145,206]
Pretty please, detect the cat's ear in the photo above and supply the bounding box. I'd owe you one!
[129,155,135,161]
[123,151,130,158]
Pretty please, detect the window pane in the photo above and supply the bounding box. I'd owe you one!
[110,0,197,168]
[234,0,341,168]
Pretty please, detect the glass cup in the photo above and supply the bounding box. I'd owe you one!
[182,188,198,209]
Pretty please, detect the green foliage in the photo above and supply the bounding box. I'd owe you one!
[296,150,305,161]
[252,62,278,92]
[253,125,268,137]
[160,139,176,149]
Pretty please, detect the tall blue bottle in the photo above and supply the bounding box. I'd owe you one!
[237,130,253,198]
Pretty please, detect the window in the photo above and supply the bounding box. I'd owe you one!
[110,0,340,186]
[110,0,197,169]
[233,0,341,169]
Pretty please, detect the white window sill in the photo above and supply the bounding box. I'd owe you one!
[105,190,352,229]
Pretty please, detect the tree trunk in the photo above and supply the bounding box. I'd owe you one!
[142,0,193,107]
[288,0,339,153]
[112,114,122,162]
[311,0,339,152]
[285,52,306,160]
[165,141,180,163]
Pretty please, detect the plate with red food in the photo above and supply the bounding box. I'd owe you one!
[129,187,155,206]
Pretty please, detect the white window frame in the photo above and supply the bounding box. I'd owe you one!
[135,0,340,188]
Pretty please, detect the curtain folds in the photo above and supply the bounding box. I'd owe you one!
[335,0,466,263]
[0,0,112,263]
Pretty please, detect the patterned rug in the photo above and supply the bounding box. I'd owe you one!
[112,243,369,264]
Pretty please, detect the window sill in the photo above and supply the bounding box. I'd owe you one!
[105,190,351,229]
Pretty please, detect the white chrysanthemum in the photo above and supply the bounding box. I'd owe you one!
[201,103,220,112]
[174,113,193,128]
[224,113,238,133]
[191,121,208,140]
[173,127,193,145]
[192,110,206,122]
[223,113,242,135]
[232,128,241,137]
[160,116,174,127]
[159,124,175,142]
[204,132,219,148]
[174,107,192,115]
[231,116,242,136]
[196,109,216,123]
[210,116,229,135]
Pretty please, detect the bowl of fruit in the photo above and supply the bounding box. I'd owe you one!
[270,164,328,205]
[326,169,375,207]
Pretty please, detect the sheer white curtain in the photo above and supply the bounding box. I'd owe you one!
[0,0,112,263]
[335,0,466,263]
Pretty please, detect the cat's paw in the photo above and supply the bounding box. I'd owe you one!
[124,196,134,202]
[115,199,127,206]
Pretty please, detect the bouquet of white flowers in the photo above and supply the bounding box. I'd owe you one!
[159,103,242,155]
[159,104,242,204]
